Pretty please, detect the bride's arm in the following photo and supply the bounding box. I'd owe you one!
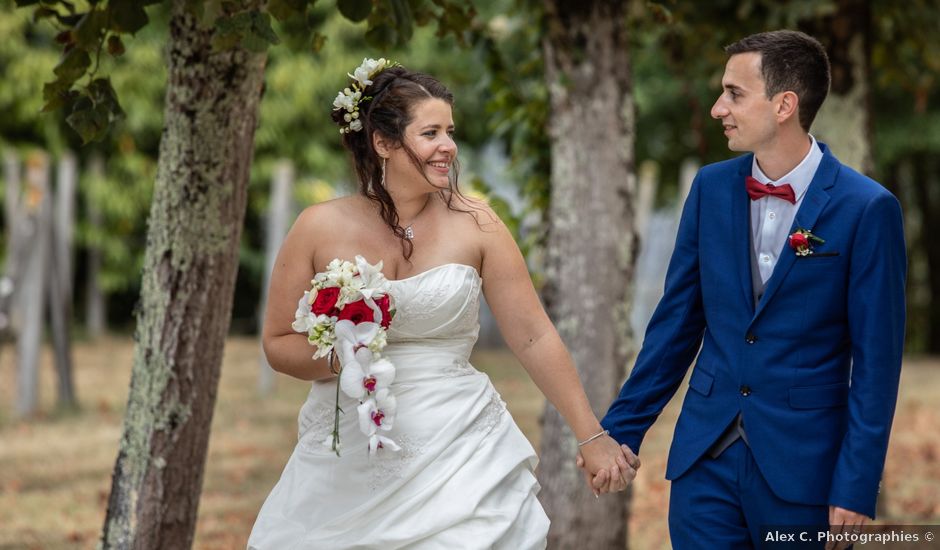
[477,206,638,491]
[262,205,337,381]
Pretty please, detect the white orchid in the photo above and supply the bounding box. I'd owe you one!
[368,434,400,455]
[339,346,395,399]
[334,319,382,366]
[358,389,397,436]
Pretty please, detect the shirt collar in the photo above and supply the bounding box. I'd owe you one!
[751,135,822,202]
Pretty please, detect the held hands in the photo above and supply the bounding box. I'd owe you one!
[575,435,640,496]
[825,506,870,550]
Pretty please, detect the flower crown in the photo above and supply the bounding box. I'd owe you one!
[332,57,398,134]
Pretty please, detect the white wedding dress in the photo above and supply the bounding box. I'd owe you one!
[248,263,549,549]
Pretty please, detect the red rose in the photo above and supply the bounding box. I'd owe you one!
[374,295,392,329]
[337,299,375,325]
[311,287,340,316]
[789,232,809,250]
[337,296,393,327]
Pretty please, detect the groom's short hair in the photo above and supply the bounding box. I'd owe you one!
[725,30,831,132]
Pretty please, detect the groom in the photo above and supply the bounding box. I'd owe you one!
[596,30,906,548]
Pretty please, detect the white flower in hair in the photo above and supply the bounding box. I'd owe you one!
[349,57,388,87]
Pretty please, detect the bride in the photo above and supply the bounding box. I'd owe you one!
[247,60,638,549]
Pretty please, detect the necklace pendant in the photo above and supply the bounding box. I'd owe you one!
[404,225,414,240]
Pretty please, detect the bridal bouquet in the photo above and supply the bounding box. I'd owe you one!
[292,256,399,457]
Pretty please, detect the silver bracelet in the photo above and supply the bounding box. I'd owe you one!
[577,429,609,447]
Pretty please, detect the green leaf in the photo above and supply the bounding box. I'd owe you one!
[390,0,413,43]
[41,81,78,112]
[67,101,108,144]
[109,1,150,34]
[32,6,58,21]
[267,0,306,21]
[15,0,40,6]
[337,0,372,22]
[365,23,397,49]
[250,10,279,45]
[74,10,105,49]
[241,31,270,52]
[53,48,91,84]
[216,11,252,35]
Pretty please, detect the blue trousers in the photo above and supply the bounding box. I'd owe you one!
[669,439,830,549]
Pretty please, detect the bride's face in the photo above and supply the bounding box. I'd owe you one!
[387,98,456,190]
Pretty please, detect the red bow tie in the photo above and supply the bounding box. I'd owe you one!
[745,176,796,204]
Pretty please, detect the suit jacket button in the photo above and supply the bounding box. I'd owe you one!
[745,334,757,344]
[740,385,752,396]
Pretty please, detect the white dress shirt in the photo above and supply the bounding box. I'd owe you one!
[750,135,823,284]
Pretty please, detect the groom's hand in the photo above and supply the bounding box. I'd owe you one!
[826,506,870,550]
[576,442,639,495]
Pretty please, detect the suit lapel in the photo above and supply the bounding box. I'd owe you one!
[733,156,756,313]
[751,146,840,322]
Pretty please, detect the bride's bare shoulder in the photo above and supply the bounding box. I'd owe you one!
[294,195,368,232]
[447,193,502,232]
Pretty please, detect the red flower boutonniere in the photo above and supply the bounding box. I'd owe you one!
[788,228,825,256]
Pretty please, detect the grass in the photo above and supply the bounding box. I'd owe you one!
[1,338,938,549]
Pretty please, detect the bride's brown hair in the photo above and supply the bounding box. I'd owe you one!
[332,65,474,260]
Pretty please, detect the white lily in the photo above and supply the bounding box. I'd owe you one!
[354,255,391,322]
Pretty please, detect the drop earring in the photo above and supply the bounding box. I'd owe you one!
[380,157,387,188]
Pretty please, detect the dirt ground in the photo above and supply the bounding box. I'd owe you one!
[1,337,937,549]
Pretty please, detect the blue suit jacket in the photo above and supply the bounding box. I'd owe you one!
[601,143,906,518]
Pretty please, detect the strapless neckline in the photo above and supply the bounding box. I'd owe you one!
[388,262,481,283]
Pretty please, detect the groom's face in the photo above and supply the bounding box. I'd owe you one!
[711,52,780,153]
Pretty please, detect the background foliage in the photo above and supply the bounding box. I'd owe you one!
[1,0,939,348]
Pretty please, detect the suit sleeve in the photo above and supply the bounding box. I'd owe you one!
[828,191,906,518]
[601,171,708,454]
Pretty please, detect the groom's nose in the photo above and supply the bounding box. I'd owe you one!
[711,97,728,119]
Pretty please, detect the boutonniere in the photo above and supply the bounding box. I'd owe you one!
[788,228,825,256]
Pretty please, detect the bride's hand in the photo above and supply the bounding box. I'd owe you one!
[576,437,639,495]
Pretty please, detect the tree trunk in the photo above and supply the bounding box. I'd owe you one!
[911,152,940,353]
[85,154,107,339]
[100,2,266,547]
[804,0,873,174]
[16,152,51,418]
[258,160,293,395]
[48,151,78,410]
[537,1,636,548]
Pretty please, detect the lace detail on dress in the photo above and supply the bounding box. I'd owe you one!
[452,278,481,333]
[396,283,453,323]
[369,434,426,491]
[441,358,477,378]
[467,390,507,437]
[297,402,334,450]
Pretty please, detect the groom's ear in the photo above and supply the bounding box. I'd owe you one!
[775,90,800,125]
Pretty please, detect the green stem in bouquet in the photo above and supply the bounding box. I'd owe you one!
[330,351,343,457]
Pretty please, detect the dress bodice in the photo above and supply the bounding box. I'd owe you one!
[386,263,481,345]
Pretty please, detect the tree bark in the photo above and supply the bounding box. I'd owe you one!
[537,1,636,548]
[804,0,873,175]
[100,2,266,547]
